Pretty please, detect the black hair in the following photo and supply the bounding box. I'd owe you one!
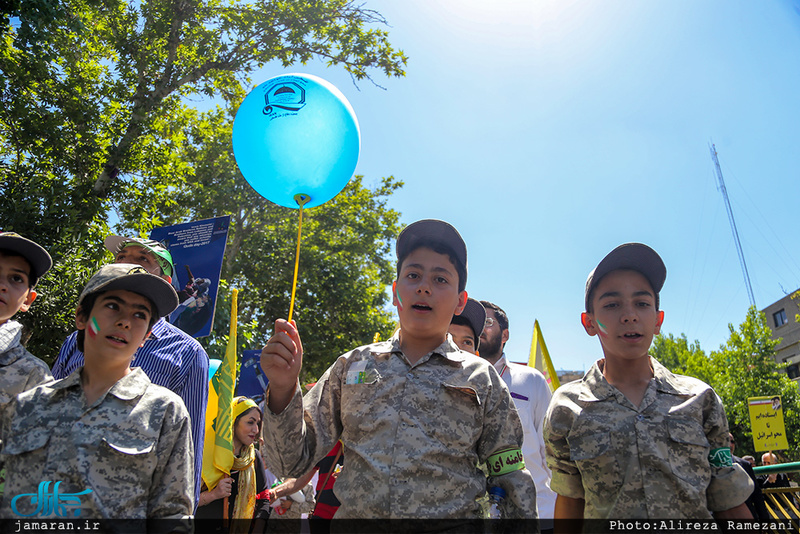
[0,248,36,288]
[480,301,509,331]
[75,291,158,352]
[450,314,480,349]
[396,238,466,292]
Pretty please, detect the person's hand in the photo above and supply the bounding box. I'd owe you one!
[280,499,293,511]
[261,319,303,412]
[213,477,233,500]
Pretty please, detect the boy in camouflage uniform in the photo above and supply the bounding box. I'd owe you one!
[1,263,194,522]
[544,243,753,520]
[0,233,53,451]
[260,220,536,521]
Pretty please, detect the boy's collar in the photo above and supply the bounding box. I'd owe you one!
[0,320,24,362]
[373,331,469,364]
[579,357,691,401]
[0,319,22,343]
[106,367,151,400]
[578,361,616,402]
[53,366,150,400]
[649,357,692,395]
[370,332,399,354]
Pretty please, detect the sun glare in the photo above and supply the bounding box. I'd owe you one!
[422,0,633,67]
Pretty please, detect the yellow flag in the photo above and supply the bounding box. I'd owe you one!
[202,289,239,490]
[528,319,560,393]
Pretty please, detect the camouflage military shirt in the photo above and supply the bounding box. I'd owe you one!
[0,320,52,448]
[0,367,194,519]
[544,357,753,518]
[262,334,537,519]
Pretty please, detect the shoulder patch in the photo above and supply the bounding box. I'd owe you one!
[486,448,525,476]
[708,447,732,467]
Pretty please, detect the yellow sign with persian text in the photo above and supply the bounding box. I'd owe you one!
[748,395,788,452]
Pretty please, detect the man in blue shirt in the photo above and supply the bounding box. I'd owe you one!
[52,235,209,509]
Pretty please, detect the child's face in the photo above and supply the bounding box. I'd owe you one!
[114,245,163,277]
[393,247,467,343]
[0,253,36,324]
[76,289,153,364]
[449,323,477,354]
[581,269,664,362]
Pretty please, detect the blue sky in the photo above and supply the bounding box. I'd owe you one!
[243,0,800,370]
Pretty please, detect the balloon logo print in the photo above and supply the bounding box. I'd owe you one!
[263,82,306,114]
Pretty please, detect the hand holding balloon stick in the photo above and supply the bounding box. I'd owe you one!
[232,73,361,323]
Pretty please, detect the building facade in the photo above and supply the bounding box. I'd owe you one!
[762,290,800,380]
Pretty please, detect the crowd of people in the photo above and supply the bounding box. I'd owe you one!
[0,220,792,532]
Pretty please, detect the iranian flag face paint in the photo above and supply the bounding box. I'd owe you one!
[392,281,404,311]
[596,320,609,337]
[88,316,100,338]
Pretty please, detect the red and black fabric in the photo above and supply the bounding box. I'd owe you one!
[310,441,343,523]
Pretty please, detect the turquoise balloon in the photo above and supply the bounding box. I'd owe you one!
[232,73,361,209]
[208,358,222,381]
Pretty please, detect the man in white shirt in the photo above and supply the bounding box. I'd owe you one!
[480,300,557,533]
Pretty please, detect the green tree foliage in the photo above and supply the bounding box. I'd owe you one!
[0,0,406,365]
[656,308,800,460]
[650,332,714,385]
[707,307,800,460]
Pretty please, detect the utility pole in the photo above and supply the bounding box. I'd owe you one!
[709,143,756,307]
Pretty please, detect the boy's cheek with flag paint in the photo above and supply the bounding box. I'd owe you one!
[392,281,403,311]
[596,320,609,337]
[88,317,100,338]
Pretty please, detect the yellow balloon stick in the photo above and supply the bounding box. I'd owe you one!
[288,193,311,323]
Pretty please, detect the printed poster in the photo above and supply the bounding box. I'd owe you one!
[748,395,789,452]
[236,349,269,401]
[150,216,230,338]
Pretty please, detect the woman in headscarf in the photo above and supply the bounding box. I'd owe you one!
[197,396,270,534]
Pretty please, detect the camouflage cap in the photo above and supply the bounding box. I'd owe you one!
[0,232,53,286]
[104,235,174,278]
[78,263,179,318]
[452,297,486,349]
[396,219,467,286]
[585,243,666,311]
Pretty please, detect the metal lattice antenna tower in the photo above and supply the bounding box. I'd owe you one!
[709,143,756,307]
